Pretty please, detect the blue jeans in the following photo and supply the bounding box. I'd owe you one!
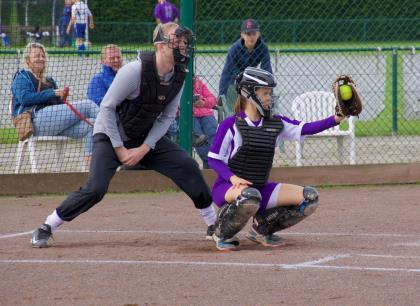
[167,118,179,143]
[192,115,218,168]
[32,100,98,155]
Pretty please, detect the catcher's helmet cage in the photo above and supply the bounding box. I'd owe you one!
[235,67,277,117]
[154,25,195,65]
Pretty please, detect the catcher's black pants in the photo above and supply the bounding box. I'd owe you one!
[56,133,212,221]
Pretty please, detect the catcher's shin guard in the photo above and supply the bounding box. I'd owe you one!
[214,187,261,240]
[253,186,319,235]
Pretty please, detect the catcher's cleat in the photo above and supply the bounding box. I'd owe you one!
[206,224,240,246]
[246,225,286,248]
[212,233,238,251]
[31,224,52,248]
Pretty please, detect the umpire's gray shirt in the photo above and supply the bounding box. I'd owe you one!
[93,59,183,149]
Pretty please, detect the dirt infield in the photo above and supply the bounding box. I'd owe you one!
[1,185,419,305]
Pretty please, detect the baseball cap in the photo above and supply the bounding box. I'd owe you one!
[241,19,260,33]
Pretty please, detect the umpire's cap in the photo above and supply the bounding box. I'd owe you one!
[241,19,260,33]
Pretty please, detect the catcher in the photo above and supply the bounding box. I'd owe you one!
[208,67,362,251]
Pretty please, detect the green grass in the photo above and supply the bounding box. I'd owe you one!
[0,128,18,144]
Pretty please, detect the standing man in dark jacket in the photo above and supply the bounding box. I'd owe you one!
[31,22,217,248]
[218,19,272,100]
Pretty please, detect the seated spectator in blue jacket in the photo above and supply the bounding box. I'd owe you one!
[11,42,98,160]
[87,44,122,105]
[218,19,272,98]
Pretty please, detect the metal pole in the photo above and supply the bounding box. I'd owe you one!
[25,0,29,26]
[52,0,56,26]
[85,0,89,46]
[179,0,194,153]
[391,49,398,135]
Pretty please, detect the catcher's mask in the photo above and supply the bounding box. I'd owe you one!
[235,67,277,117]
[154,25,195,65]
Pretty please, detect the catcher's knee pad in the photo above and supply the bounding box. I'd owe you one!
[214,187,261,239]
[299,186,319,216]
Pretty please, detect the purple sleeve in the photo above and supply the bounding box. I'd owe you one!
[154,4,161,19]
[208,157,234,182]
[301,115,338,135]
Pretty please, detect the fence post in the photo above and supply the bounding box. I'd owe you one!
[392,48,398,135]
[179,0,194,153]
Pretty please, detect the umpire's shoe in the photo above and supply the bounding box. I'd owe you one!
[31,224,52,248]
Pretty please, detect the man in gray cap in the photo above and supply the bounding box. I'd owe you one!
[218,19,272,103]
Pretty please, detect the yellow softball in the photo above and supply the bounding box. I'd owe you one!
[339,84,353,101]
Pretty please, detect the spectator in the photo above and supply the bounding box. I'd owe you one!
[0,18,10,47]
[154,0,179,24]
[58,0,73,47]
[67,0,94,53]
[87,44,123,106]
[11,42,98,163]
[192,75,218,168]
[218,19,272,99]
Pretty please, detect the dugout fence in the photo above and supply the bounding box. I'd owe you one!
[0,0,419,174]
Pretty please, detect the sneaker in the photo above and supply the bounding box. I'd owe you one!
[212,234,238,251]
[206,224,215,240]
[246,226,286,248]
[206,224,240,246]
[31,224,52,248]
[192,133,208,147]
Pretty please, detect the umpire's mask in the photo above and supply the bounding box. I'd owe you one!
[235,67,277,117]
[154,25,195,66]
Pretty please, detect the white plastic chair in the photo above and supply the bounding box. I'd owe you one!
[10,100,85,173]
[14,136,85,173]
[291,91,356,166]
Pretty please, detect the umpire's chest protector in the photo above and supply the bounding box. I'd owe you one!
[228,117,284,188]
[117,52,186,141]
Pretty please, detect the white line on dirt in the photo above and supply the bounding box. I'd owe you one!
[294,254,351,266]
[0,258,419,273]
[0,231,32,239]
[1,229,419,239]
[356,254,420,259]
[392,241,420,247]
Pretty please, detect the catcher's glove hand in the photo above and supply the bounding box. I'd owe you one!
[332,75,363,117]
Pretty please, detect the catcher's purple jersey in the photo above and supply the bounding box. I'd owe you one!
[208,112,338,207]
[208,111,304,164]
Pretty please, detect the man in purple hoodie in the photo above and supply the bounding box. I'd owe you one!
[154,0,179,24]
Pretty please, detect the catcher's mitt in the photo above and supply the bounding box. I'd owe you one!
[332,75,363,117]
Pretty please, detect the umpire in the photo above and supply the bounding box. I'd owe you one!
[31,22,217,247]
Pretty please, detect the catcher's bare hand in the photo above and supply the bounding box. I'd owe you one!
[230,175,252,189]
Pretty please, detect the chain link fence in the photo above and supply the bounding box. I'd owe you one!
[0,0,419,173]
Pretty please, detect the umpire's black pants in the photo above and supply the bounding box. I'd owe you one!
[56,133,212,221]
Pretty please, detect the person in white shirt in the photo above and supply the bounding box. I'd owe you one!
[66,0,94,53]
